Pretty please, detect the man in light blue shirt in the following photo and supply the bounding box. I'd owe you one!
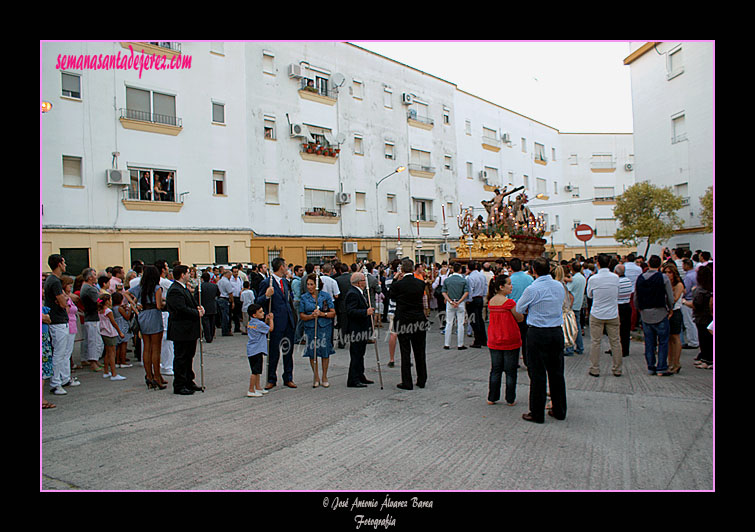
[508,258,533,362]
[515,257,567,424]
[465,261,488,348]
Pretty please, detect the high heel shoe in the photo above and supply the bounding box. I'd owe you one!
[152,379,167,390]
[146,376,156,390]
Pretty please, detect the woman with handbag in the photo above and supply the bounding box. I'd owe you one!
[553,266,579,352]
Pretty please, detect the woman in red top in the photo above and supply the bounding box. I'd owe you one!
[486,274,524,406]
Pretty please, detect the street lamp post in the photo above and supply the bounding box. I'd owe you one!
[375,166,406,259]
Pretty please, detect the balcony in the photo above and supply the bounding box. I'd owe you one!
[300,142,340,164]
[119,108,182,136]
[302,207,340,223]
[298,78,338,106]
[121,186,183,212]
[408,163,436,179]
[407,110,434,130]
[481,135,501,152]
[120,42,182,59]
[534,155,548,166]
[590,160,616,173]
[410,213,437,227]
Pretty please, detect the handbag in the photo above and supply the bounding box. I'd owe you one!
[562,308,578,348]
[128,307,141,337]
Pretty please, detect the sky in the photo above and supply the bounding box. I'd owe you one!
[350,41,635,134]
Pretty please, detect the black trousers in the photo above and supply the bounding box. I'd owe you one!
[231,300,242,332]
[202,313,216,343]
[398,328,427,388]
[347,340,367,386]
[526,326,566,422]
[618,303,632,357]
[173,339,197,392]
[468,297,487,346]
[517,319,529,366]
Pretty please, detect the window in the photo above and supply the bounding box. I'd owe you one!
[352,79,364,99]
[465,120,472,136]
[304,188,336,214]
[213,171,226,195]
[210,42,224,55]
[536,178,547,195]
[62,155,82,187]
[410,149,432,171]
[408,100,431,124]
[127,167,177,202]
[61,72,81,99]
[534,142,546,161]
[523,175,529,190]
[262,51,275,75]
[264,116,276,139]
[130,248,179,268]
[674,182,690,205]
[552,148,557,161]
[385,142,395,160]
[412,199,433,222]
[591,153,615,170]
[554,215,560,230]
[444,155,452,170]
[446,202,454,218]
[383,87,392,108]
[672,112,687,143]
[265,182,279,204]
[482,126,497,143]
[521,138,527,153]
[508,172,514,186]
[387,194,397,213]
[595,218,617,237]
[125,87,178,125]
[355,192,366,211]
[466,162,473,180]
[554,181,559,194]
[667,45,684,80]
[354,135,364,155]
[215,246,229,264]
[442,106,450,125]
[484,166,498,185]
[212,102,225,124]
[594,186,615,201]
[60,248,89,276]
[569,154,578,165]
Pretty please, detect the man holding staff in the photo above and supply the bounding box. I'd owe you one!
[166,265,205,396]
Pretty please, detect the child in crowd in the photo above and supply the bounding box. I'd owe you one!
[97,293,126,381]
[112,291,133,369]
[246,304,273,397]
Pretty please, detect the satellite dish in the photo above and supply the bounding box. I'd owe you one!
[335,132,346,145]
[331,73,345,87]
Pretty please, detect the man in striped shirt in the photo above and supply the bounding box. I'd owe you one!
[516,257,567,424]
[615,264,633,358]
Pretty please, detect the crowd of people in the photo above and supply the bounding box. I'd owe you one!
[41,246,713,420]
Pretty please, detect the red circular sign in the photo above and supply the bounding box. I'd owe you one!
[575,224,594,242]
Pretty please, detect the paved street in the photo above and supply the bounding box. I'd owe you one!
[41,312,713,492]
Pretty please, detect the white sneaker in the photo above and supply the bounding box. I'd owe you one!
[256,388,269,394]
[117,363,133,368]
[52,386,67,395]
[110,375,127,381]
[247,390,263,397]
[63,378,81,387]
[103,372,112,378]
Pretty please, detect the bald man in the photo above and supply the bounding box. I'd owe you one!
[344,272,375,388]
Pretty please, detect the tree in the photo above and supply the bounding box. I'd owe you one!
[613,181,684,256]
[699,185,713,233]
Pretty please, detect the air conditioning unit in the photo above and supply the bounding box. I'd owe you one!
[288,63,303,78]
[478,170,488,181]
[401,92,414,105]
[335,191,351,204]
[106,169,128,186]
[564,184,573,192]
[343,242,358,254]
[440,243,450,253]
[290,123,307,138]
[501,133,511,144]
[550,224,557,232]
[624,163,634,171]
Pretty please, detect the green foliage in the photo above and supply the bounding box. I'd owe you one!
[699,186,713,233]
[613,181,684,249]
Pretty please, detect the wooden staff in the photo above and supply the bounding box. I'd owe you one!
[197,280,205,391]
[363,265,384,389]
[313,272,320,387]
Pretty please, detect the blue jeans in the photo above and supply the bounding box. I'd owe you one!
[642,317,670,373]
[217,298,231,335]
[488,348,519,404]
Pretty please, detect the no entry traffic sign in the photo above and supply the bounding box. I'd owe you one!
[575,224,594,242]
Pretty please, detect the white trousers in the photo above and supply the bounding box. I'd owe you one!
[680,302,699,347]
[445,302,467,347]
[83,321,103,362]
[49,323,74,388]
[160,311,174,372]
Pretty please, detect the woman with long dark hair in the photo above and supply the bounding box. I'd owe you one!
[486,274,524,406]
[685,264,713,369]
[663,262,685,373]
[129,265,166,389]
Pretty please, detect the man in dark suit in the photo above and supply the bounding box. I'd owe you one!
[199,271,219,343]
[389,258,429,390]
[334,263,353,349]
[166,265,205,395]
[344,272,375,388]
[255,257,297,389]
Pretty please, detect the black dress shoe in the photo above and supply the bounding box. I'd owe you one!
[387,361,395,368]
[522,412,543,424]
[396,383,413,390]
[347,382,367,388]
[189,383,203,391]
[174,387,195,395]
[361,378,374,384]
[470,344,482,349]
[416,382,425,389]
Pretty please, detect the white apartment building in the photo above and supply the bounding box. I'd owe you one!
[42,41,637,273]
[623,41,714,255]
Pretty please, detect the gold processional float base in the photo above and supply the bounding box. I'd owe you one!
[454,233,547,263]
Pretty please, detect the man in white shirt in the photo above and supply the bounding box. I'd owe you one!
[586,254,623,377]
[229,266,244,333]
[155,259,174,377]
[623,253,643,331]
[217,270,234,336]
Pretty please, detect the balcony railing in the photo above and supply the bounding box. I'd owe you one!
[408,164,436,174]
[302,207,339,218]
[120,108,182,127]
[407,110,434,126]
[410,214,437,223]
[147,42,181,53]
[299,78,339,98]
[590,160,616,170]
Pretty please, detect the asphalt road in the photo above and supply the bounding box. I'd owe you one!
[41,313,713,493]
